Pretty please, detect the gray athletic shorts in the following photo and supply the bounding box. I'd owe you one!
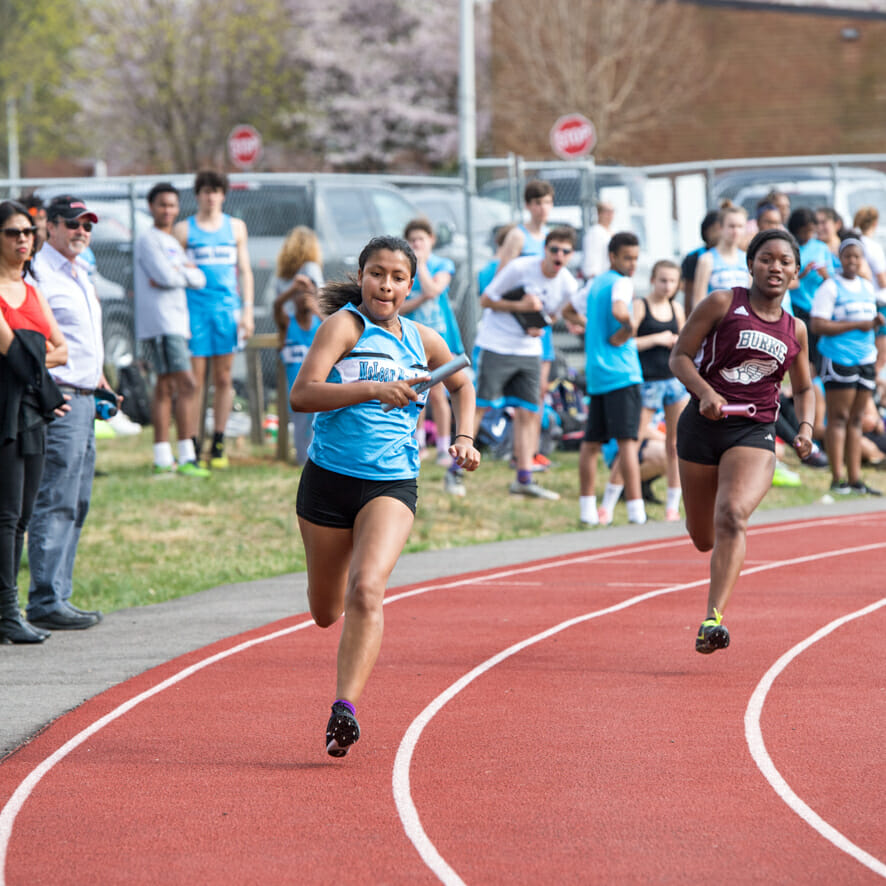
[141,335,192,376]
[475,349,541,412]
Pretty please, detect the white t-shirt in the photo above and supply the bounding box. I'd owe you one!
[475,255,578,356]
[581,223,611,279]
[861,234,886,277]
[861,234,886,303]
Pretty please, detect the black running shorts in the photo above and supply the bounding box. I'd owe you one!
[583,384,642,443]
[677,398,776,466]
[296,459,418,529]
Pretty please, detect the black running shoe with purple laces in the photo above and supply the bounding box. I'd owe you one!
[326,701,360,757]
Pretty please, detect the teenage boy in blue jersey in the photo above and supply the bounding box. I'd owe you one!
[174,170,254,469]
[562,231,646,526]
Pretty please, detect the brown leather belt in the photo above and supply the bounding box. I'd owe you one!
[57,385,96,396]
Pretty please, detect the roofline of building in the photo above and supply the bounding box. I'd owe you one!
[680,0,886,21]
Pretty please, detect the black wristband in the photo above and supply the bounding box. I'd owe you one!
[798,421,814,433]
[454,434,474,442]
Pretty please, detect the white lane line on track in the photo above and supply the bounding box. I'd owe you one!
[392,538,886,886]
[745,598,886,879]
[0,513,877,885]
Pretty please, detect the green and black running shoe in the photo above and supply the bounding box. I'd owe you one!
[696,608,730,655]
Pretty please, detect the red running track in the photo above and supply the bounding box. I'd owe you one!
[1,514,884,885]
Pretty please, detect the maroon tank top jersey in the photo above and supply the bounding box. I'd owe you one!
[694,287,800,423]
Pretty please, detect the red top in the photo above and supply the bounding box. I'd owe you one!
[694,287,801,423]
[1,282,51,339]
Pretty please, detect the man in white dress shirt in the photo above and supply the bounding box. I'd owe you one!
[26,196,111,631]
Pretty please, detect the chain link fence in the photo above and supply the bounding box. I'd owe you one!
[4,153,886,408]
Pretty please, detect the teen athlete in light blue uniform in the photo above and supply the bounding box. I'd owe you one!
[308,302,429,478]
[563,232,646,526]
[185,214,240,357]
[707,245,749,295]
[811,236,886,495]
[290,236,479,759]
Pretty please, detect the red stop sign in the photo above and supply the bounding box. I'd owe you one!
[550,114,596,160]
[227,124,263,170]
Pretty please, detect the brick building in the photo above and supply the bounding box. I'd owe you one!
[490,0,886,164]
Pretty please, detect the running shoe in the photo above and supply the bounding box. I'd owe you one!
[665,508,681,522]
[695,608,730,655]
[771,461,800,487]
[152,463,178,477]
[177,461,211,479]
[509,480,560,500]
[444,470,466,496]
[435,451,453,468]
[829,480,852,495]
[849,481,882,496]
[204,454,230,470]
[326,702,360,757]
[508,457,546,473]
[597,506,613,526]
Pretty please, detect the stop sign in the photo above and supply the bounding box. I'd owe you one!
[227,124,263,170]
[550,114,596,160]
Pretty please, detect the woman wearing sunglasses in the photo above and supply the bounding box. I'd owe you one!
[0,200,68,644]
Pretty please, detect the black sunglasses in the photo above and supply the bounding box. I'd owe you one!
[63,219,94,232]
[548,245,573,255]
[2,226,37,239]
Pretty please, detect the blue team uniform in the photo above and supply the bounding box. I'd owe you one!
[707,247,749,295]
[405,253,462,354]
[185,214,241,357]
[816,276,879,366]
[583,269,643,395]
[281,314,322,392]
[308,303,429,480]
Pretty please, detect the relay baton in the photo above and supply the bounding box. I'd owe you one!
[382,353,471,411]
[721,403,756,417]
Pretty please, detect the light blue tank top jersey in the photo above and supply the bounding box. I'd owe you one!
[816,276,879,366]
[281,314,322,391]
[518,224,547,257]
[185,215,239,307]
[583,269,643,395]
[707,247,749,295]
[405,253,455,336]
[308,303,429,480]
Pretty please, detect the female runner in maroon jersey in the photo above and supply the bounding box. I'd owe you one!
[669,229,816,654]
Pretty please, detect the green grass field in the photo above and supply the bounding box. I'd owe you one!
[17,430,837,615]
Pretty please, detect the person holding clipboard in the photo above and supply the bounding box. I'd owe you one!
[473,227,579,500]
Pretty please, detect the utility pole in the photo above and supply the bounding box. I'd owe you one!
[6,96,21,183]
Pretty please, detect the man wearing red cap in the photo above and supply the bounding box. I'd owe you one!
[25,195,112,631]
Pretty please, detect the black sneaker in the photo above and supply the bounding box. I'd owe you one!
[326,702,360,757]
[849,481,882,496]
[829,480,852,495]
[695,609,730,655]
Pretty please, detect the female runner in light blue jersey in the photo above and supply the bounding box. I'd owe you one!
[290,236,479,758]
